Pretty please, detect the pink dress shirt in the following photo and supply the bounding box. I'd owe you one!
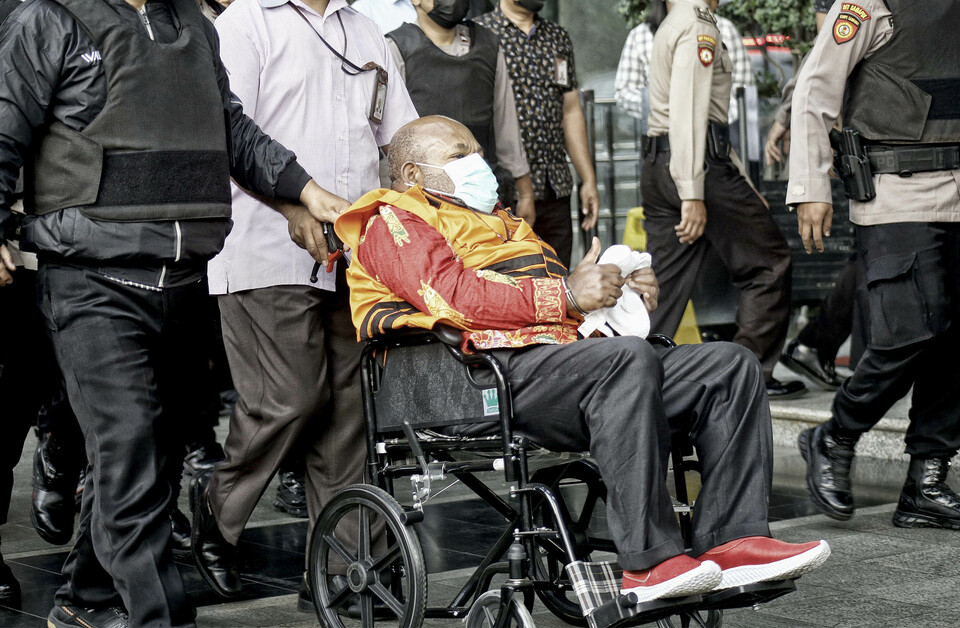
[208,0,418,294]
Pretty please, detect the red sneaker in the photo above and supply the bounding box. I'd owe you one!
[698,536,831,590]
[621,555,721,603]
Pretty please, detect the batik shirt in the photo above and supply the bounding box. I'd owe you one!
[475,6,577,201]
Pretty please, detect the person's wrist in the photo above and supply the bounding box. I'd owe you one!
[562,277,587,316]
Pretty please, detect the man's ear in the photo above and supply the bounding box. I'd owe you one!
[400,162,422,187]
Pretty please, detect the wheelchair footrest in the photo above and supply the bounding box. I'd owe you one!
[589,594,703,628]
[698,578,797,611]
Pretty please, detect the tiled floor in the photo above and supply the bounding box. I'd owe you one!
[0,445,904,627]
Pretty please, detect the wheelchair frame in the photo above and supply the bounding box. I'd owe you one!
[308,327,795,628]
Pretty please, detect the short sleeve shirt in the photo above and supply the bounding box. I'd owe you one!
[475,6,577,201]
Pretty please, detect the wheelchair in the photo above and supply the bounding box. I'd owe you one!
[307,326,797,627]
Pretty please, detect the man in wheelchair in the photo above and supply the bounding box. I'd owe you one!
[334,116,830,604]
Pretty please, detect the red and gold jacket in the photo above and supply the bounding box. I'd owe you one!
[335,186,580,350]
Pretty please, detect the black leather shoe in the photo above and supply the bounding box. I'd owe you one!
[169,507,192,559]
[766,377,808,400]
[893,457,960,530]
[798,424,857,520]
[0,545,21,608]
[779,340,845,390]
[182,442,225,477]
[297,572,315,614]
[47,605,128,628]
[31,431,82,546]
[273,470,308,518]
[190,473,242,597]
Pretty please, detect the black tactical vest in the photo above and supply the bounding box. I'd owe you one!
[27,0,231,220]
[388,21,500,166]
[845,0,960,144]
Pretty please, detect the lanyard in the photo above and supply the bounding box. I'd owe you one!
[288,3,377,76]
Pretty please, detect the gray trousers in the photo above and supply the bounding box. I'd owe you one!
[209,285,364,552]
[498,338,773,570]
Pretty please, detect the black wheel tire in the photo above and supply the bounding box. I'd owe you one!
[530,460,612,626]
[464,590,537,628]
[308,484,427,627]
[656,609,723,628]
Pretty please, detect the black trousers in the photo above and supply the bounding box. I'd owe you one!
[797,257,857,364]
[0,268,74,525]
[534,192,573,269]
[828,222,960,457]
[495,338,772,570]
[641,152,792,379]
[39,263,206,627]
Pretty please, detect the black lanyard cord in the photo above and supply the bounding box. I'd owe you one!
[288,3,374,75]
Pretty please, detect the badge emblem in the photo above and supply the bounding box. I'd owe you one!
[697,34,716,67]
[833,3,870,44]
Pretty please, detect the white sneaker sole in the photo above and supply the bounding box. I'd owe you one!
[715,541,831,590]
[621,560,722,604]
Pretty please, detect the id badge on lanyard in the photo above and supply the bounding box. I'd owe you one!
[289,3,388,123]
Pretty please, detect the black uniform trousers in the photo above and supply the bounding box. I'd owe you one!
[39,263,205,628]
[533,188,574,269]
[0,268,75,526]
[494,338,772,570]
[797,257,858,365]
[828,222,960,457]
[641,151,793,380]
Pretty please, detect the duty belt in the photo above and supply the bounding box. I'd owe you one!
[642,134,671,157]
[866,144,960,176]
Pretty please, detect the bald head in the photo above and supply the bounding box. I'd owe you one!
[387,116,482,192]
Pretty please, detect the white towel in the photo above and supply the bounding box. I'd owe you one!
[578,245,652,338]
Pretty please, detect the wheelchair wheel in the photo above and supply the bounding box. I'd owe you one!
[308,484,427,627]
[530,460,610,626]
[464,590,537,628]
[657,609,723,628]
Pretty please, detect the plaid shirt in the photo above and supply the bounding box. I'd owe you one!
[475,6,577,201]
[615,16,754,121]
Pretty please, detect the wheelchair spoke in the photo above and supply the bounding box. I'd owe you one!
[370,544,402,571]
[358,504,371,561]
[359,591,375,625]
[370,582,405,617]
[327,579,354,610]
[481,605,497,626]
[323,533,357,566]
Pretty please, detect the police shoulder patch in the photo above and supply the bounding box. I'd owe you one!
[694,6,717,26]
[697,34,716,67]
[833,2,871,44]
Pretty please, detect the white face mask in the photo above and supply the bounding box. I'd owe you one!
[411,153,500,214]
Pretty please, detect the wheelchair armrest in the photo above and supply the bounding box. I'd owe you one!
[429,323,464,347]
[646,334,677,349]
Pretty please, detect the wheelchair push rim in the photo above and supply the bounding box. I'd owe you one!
[308,484,427,627]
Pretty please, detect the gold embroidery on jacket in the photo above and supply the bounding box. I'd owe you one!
[418,281,471,325]
[475,269,521,289]
[379,206,411,247]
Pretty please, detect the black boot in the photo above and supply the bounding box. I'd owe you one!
[798,423,858,520]
[0,540,21,607]
[893,457,960,530]
[31,430,82,545]
[190,472,242,597]
[169,507,192,559]
[273,470,308,518]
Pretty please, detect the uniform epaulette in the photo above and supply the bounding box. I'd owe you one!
[695,6,717,26]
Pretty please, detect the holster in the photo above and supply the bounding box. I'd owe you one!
[706,121,731,160]
[830,127,876,202]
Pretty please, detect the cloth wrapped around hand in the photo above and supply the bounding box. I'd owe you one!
[577,245,652,338]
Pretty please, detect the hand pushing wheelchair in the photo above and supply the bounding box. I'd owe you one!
[307,326,798,627]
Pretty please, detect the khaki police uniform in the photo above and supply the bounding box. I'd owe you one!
[787,0,960,457]
[641,0,793,382]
